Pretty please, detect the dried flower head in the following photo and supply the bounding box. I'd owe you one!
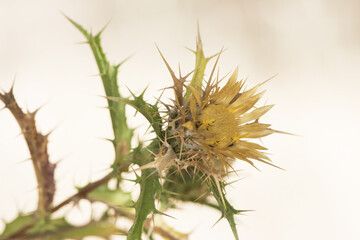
[140,36,281,188]
[181,67,278,173]
[165,43,282,178]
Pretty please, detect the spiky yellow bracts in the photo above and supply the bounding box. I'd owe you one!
[144,38,280,183]
[181,68,277,174]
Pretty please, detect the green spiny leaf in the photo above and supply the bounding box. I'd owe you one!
[52,221,123,240]
[127,167,160,240]
[27,217,71,235]
[66,16,133,156]
[0,213,34,239]
[87,184,132,206]
[127,141,161,240]
[107,92,163,140]
[208,177,240,240]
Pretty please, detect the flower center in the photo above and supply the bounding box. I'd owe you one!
[195,104,239,149]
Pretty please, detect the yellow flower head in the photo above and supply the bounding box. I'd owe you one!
[155,41,281,181]
[182,67,277,173]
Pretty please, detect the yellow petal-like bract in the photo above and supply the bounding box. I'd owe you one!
[156,43,279,181]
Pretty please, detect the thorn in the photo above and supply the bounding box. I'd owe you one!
[155,44,178,81]
[208,47,224,86]
[163,189,182,197]
[272,128,299,137]
[184,46,196,54]
[13,131,25,139]
[9,75,16,94]
[131,166,142,184]
[14,157,32,165]
[258,73,279,87]
[139,84,150,98]
[89,72,102,78]
[143,124,152,136]
[44,124,61,139]
[125,85,137,98]
[224,177,245,187]
[103,137,115,143]
[61,11,70,21]
[54,156,68,165]
[153,209,176,220]
[29,108,40,118]
[156,86,173,92]
[249,160,262,172]
[117,53,136,68]
[74,40,90,45]
[235,209,255,215]
[178,169,186,183]
[196,20,202,48]
[183,68,196,80]
[178,63,182,78]
[96,19,112,37]
[27,101,48,118]
[63,13,90,38]
[153,88,166,107]
[194,191,209,202]
[212,214,224,228]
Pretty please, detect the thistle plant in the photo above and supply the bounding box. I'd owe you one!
[0,17,283,240]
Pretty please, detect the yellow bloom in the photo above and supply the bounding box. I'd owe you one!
[154,44,281,182]
[182,67,278,173]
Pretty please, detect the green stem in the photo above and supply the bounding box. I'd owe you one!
[66,16,133,160]
[127,141,161,240]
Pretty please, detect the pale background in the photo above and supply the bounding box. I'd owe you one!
[1,0,360,239]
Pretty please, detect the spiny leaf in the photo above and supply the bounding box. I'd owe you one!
[51,221,124,240]
[127,167,161,240]
[127,141,162,240]
[208,177,240,240]
[66,16,133,154]
[27,217,71,235]
[0,213,34,239]
[107,93,164,140]
[87,185,132,206]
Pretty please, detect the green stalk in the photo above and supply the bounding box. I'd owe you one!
[66,16,133,161]
[127,141,161,240]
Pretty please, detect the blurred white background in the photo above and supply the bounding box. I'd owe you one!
[1,0,360,239]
